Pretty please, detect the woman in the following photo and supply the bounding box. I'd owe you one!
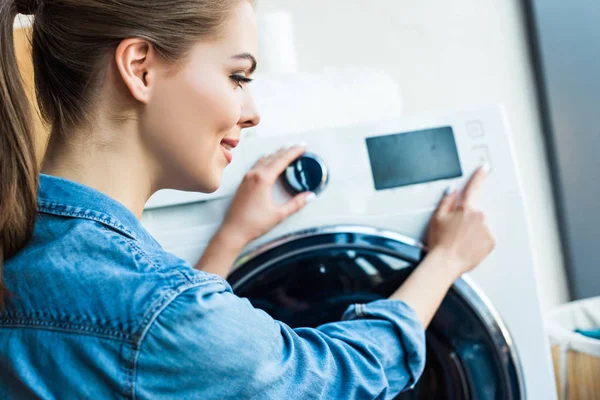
[0,0,494,398]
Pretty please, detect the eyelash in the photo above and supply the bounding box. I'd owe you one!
[230,75,254,89]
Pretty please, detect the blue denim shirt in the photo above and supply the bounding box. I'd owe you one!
[0,174,425,399]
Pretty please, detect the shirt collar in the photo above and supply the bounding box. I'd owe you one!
[37,173,161,249]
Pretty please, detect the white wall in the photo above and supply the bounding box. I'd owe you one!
[257,0,569,311]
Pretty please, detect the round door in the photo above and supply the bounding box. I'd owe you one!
[228,225,524,399]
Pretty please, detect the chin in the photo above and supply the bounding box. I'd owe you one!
[201,173,223,194]
[172,172,221,194]
[203,183,220,194]
[178,164,224,194]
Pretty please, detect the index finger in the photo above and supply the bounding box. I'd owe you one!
[264,145,307,180]
[460,165,490,207]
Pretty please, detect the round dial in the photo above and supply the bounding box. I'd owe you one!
[283,152,329,195]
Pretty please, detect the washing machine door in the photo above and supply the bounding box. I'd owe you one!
[228,225,524,400]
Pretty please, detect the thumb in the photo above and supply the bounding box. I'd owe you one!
[278,192,316,219]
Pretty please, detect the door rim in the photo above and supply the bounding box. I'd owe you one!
[229,224,525,398]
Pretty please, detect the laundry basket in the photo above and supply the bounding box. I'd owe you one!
[547,297,600,400]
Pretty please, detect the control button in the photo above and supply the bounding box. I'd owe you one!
[472,146,492,170]
[467,121,485,138]
[283,152,329,195]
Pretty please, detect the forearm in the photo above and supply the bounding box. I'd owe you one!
[194,226,247,278]
[390,249,460,328]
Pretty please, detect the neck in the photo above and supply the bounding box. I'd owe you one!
[40,124,157,219]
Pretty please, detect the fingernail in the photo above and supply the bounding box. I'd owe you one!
[444,185,456,196]
[481,163,491,174]
[305,192,317,203]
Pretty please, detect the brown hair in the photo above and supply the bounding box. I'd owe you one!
[0,0,247,309]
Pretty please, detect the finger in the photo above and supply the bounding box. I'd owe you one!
[435,187,458,216]
[265,145,307,179]
[257,146,289,169]
[264,147,285,161]
[253,155,269,168]
[460,165,490,208]
[278,191,316,219]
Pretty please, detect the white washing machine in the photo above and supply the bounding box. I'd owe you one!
[141,105,556,399]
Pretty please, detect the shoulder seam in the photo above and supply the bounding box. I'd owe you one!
[97,225,195,285]
[37,198,139,241]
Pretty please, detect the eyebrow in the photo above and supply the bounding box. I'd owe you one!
[232,53,257,74]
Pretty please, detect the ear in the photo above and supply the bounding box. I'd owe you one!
[114,38,157,104]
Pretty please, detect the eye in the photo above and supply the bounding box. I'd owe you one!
[230,74,254,89]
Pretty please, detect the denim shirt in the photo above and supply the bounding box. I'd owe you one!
[0,174,425,399]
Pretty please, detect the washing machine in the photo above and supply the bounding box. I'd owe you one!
[141,105,557,399]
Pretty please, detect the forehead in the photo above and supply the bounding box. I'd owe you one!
[182,2,258,70]
[217,1,258,53]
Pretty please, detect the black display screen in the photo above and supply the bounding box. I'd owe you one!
[366,126,463,191]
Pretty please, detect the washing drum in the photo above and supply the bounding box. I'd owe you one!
[228,225,524,399]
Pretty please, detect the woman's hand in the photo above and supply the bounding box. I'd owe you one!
[391,166,494,328]
[219,144,315,247]
[426,165,495,277]
[196,144,315,277]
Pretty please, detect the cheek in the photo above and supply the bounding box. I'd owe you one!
[143,69,241,190]
[150,69,241,144]
[185,70,241,132]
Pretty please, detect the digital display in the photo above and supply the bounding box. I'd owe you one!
[366,126,463,191]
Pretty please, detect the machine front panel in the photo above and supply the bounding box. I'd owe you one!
[141,106,557,399]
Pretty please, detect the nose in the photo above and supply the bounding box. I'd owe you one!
[239,90,261,128]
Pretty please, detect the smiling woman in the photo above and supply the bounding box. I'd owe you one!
[0,0,495,398]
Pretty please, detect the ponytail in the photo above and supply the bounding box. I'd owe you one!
[0,2,40,309]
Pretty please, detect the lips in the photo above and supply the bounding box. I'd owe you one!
[220,145,233,163]
[220,137,239,164]
[220,138,239,150]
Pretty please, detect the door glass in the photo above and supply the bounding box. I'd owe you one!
[235,247,411,327]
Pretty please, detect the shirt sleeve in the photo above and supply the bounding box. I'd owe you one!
[135,280,425,400]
